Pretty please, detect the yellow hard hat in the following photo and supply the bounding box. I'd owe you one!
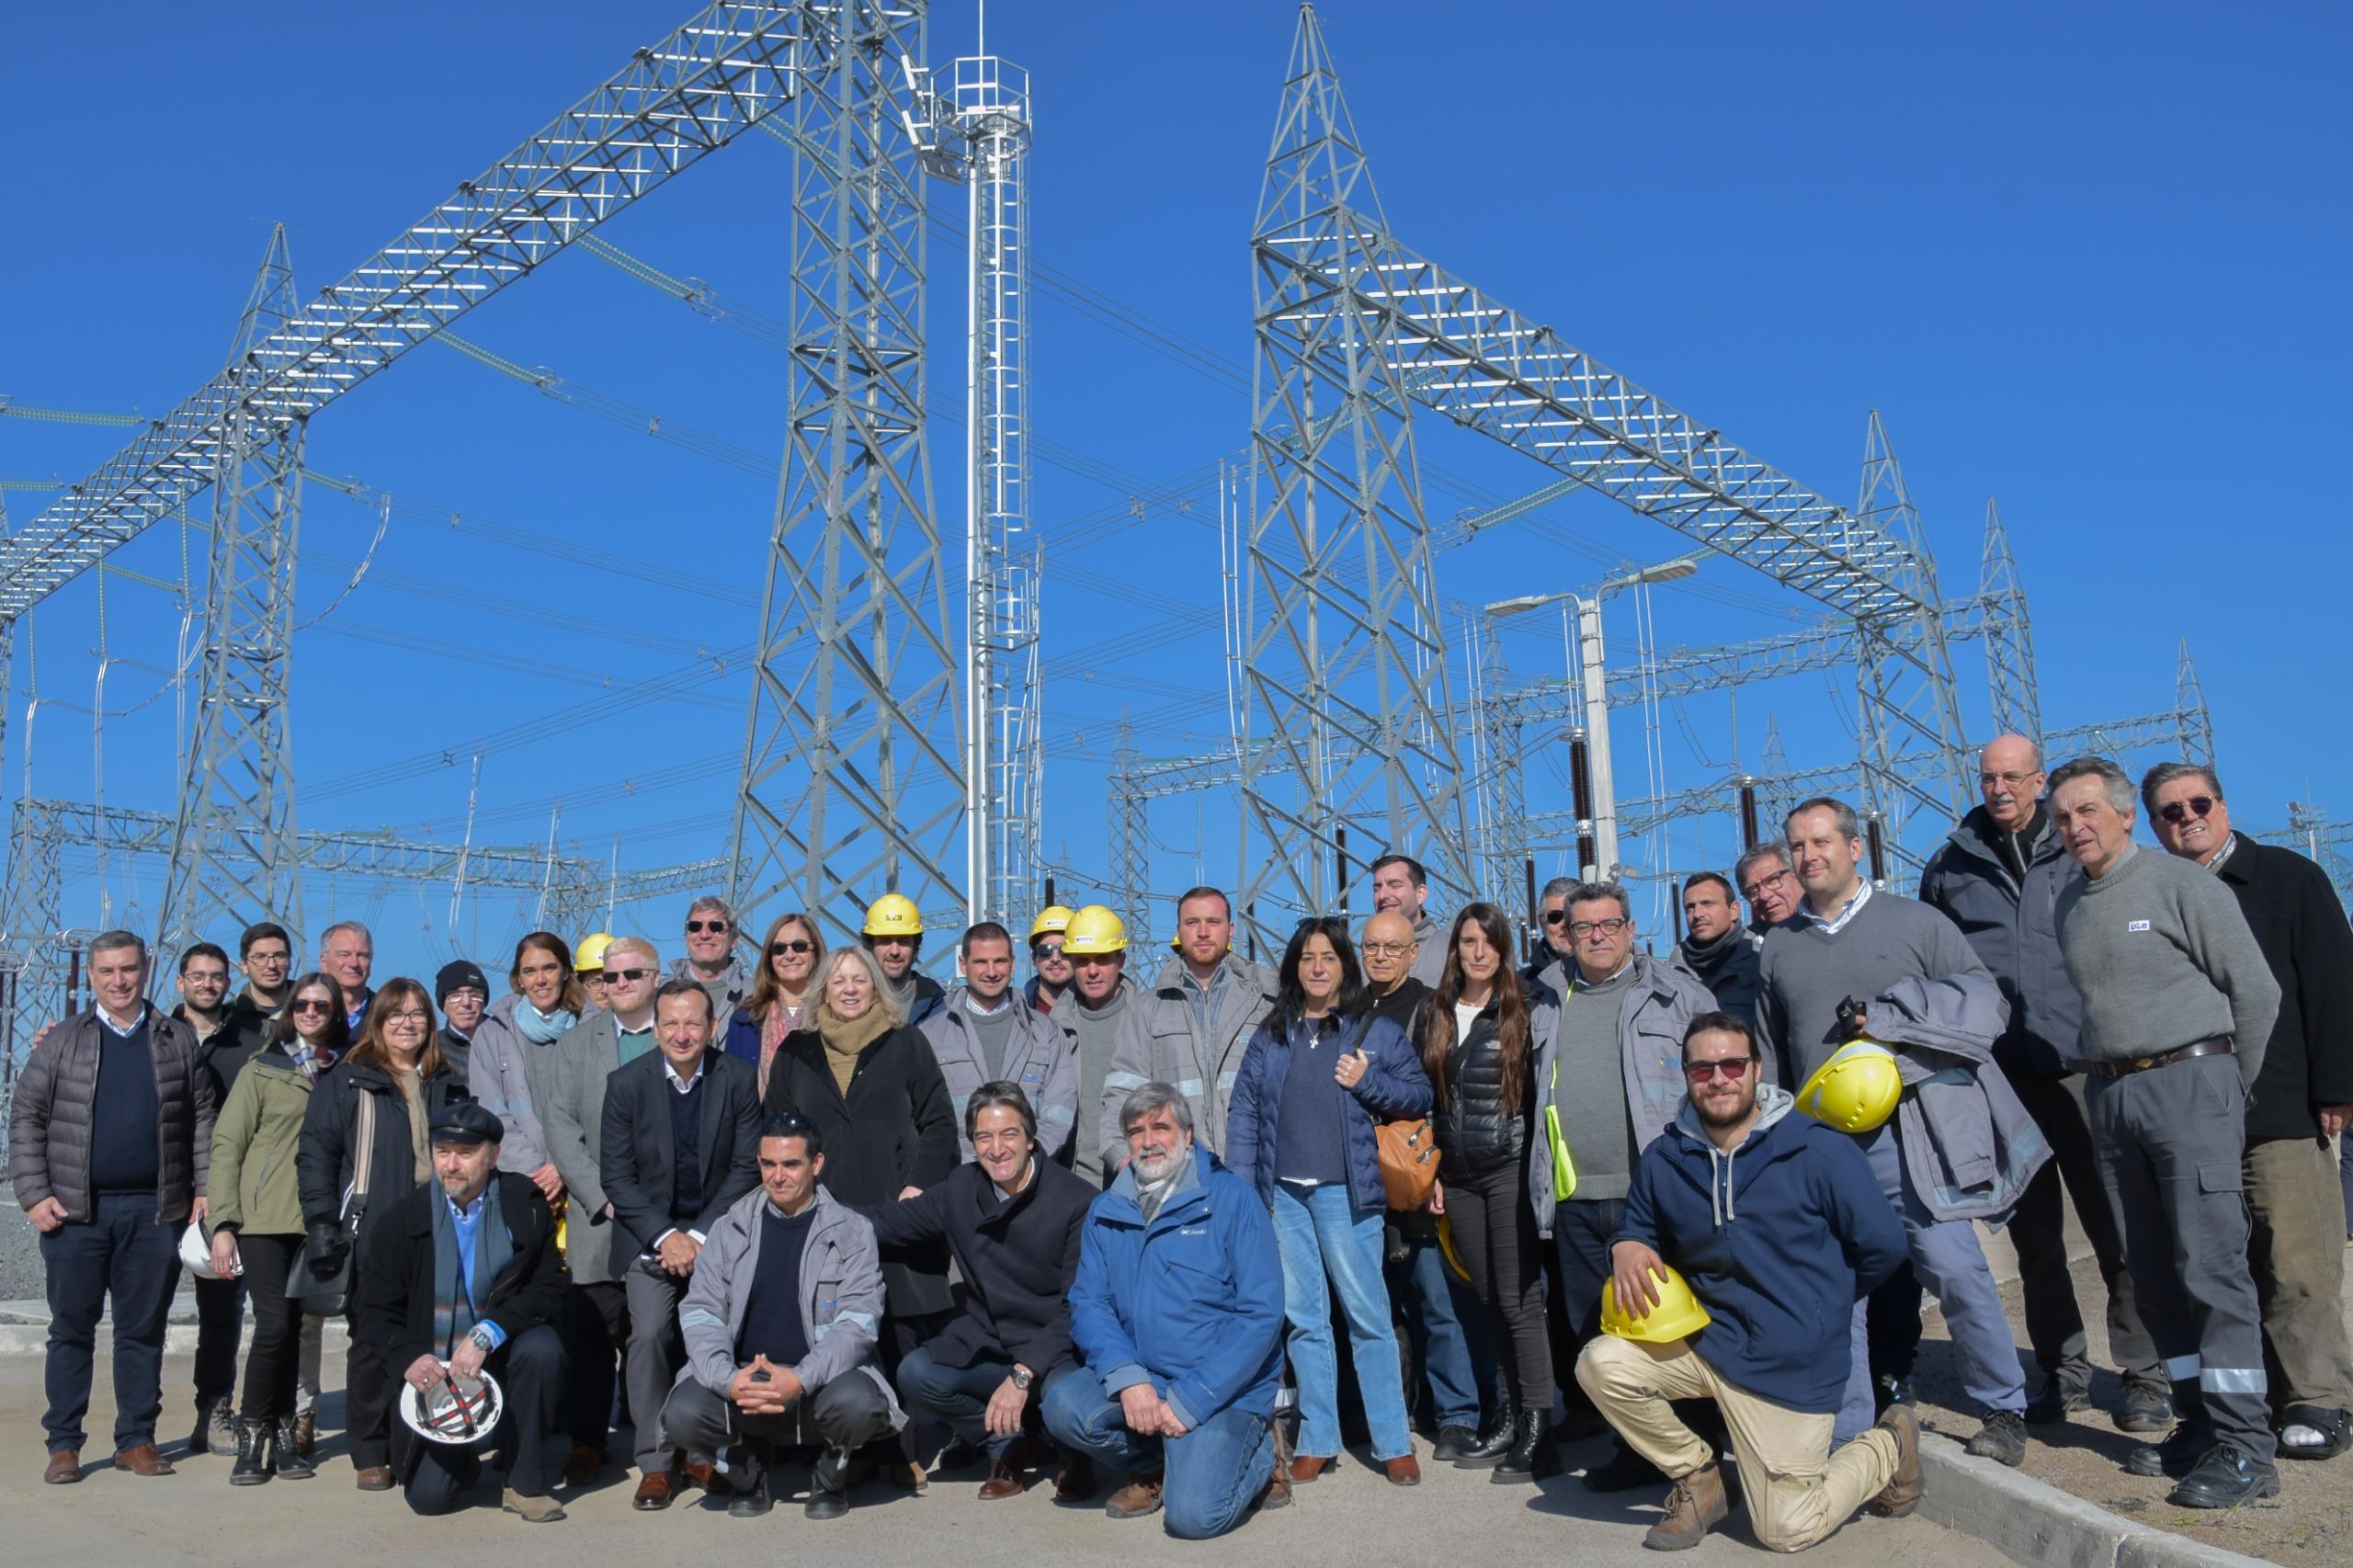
[1063,904,1129,957]
[1794,1038,1904,1135]
[573,932,614,972]
[1601,1263,1712,1344]
[863,892,924,937]
[1029,905,1075,942]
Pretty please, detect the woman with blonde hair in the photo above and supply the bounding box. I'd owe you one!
[723,911,825,1096]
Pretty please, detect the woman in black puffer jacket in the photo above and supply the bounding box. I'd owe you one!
[1419,903,1553,1477]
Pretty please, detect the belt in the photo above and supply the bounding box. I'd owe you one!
[2072,1039,2234,1079]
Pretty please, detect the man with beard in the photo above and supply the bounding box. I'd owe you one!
[863,894,946,1028]
[1576,1014,1916,1552]
[1668,872,1762,1031]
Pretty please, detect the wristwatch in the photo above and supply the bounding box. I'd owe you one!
[468,1325,498,1352]
[1009,1367,1033,1391]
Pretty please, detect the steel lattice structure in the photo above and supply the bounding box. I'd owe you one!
[729,0,967,947]
[1239,7,1475,944]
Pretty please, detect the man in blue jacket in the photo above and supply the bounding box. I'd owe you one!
[1577,1013,1918,1552]
[1043,1081,1288,1538]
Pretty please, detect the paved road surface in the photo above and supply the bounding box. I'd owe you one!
[3,1349,2015,1568]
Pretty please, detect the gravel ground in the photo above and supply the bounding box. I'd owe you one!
[1906,1237,2352,1567]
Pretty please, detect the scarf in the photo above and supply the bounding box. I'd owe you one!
[1676,928,1745,989]
[429,1176,512,1356]
[515,997,575,1045]
[814,1000,891,1096]
[393,1066,431,1183]
[1136,1154,1186,1224]
[757,995,806,1100]
[286,1034,335,1083]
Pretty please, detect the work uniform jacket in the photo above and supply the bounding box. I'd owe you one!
[1098,954,1279,1169]
[919,985,1080,1163]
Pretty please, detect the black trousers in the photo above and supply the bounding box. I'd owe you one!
[192,1270,245,1412]
[563,1280,630,1454]
[1444,1158,1552,1411]
[345,1292,398,1469]
[1552,1198,1622,1421]
[403,1324,567,1515]
[234,1233,305,1421]
[661,1370,896,1478]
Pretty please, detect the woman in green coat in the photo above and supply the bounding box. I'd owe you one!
[209,970,346,1484]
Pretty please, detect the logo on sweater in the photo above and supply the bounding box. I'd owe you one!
[2127,920,2151,933]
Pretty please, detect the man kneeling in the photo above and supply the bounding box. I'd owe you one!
[1042,1082,1288,1540]
[1576,1014,1920,1551]
[659,1114,904,1519]
[359,1103,571,1521]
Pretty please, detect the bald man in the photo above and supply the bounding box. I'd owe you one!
[1919,735,2166,1432]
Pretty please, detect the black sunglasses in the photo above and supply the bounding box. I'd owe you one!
[1683,1057,1756,1083]
[768,939,815,956]
[686,919,730,934]
[604,967,652,984]
[2158,795,2216,825]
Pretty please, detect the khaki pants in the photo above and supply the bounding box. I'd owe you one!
[1578,1336,1897,1553]
[2245,1135,2353,1415]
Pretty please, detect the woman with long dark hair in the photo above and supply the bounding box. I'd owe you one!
[724,911,826,1097]
[1227,915,1433,1484]
[465,931,582,1204]
[297,975,469,1490]
[1419,903,1557,1480]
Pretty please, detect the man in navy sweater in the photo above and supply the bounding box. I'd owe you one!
[1577,1012,1916,1552]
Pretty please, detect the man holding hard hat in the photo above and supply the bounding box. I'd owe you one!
[1577,1011,1915,1551]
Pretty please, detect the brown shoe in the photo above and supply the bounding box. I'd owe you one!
[1870,1402,1922,1517]
[293,1410,316,1459]
[977,1458,1027,1501]
[502,1487,567,1523]
[683,1460,716,1491]
[631,1470,682,1510]
[111,1444,174,1476]
[354,1464,394,1492]
[1385,1453,1423,1486]
[1643,1462,1729,1551]
[562,1443,602,1486]
[43,1449,82,1485]
[1106,1471,1165,1519]
[887,1456,927,1492]
[1053,1453,1097,1502]
[1289,1453,1331,1483]
[1259,1419,1293,1511]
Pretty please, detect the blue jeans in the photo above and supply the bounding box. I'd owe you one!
[1043,1367,1274,1540]
[898,1344,1051,1460]
[40,1191,182,1453]
[1398,1230,1485,1428]
[1272,1181,1412,1460]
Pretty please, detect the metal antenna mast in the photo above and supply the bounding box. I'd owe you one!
[731,0,965,945]
[1241,5,1473,941]
[157,225,307,960]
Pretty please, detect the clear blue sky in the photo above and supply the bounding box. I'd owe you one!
[3,1,2346,983]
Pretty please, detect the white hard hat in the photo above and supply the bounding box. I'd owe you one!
[399,1369,506,1447]
[178,1221,225,1281]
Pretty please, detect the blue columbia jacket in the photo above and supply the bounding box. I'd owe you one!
[1614,1085,1905,1415]
[1223,1010,1430,1214]
[1069,1143,1283,1428]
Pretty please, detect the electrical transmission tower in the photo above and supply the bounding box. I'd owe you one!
[1240,6,1475,942]
[731,0,966,947]
[157,226,307,960]
[1977,499,2040,742]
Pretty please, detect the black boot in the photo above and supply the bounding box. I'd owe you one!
[230,1418,273,1485]
[1453,1392,1518,1469]
[2126,1382,2210,1479]
[1490,1410,1560,1482]
[272,1415,315,1480]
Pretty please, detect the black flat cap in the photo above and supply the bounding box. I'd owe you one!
[427,1101,505,1147]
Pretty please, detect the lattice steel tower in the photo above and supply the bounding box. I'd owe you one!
[732,0,966,943]
[1240,6,1475,939]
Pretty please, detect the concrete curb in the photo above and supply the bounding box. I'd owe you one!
[0,1296,349,1358]
[1917,1432,2276,1568]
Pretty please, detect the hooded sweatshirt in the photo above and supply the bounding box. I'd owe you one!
[1614,1084,1906,1414]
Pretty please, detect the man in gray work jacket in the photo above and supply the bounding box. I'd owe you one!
[2050,756,2282,1510]
[920,922,1079,1163]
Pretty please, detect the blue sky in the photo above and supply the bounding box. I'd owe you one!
[3,1,2346,983]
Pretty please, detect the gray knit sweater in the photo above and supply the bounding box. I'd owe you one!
[2053,843,2279,1088]
[1756,890,1988,1090]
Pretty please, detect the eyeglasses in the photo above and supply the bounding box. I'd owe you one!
[1360,941,1414,958]
[605,967,652,985]
[687,919,730,934]
[1541,909,1568,926]
[1683,1057,1755,1083]
[2158,795,2216,825]
[1739,869,1792,901]
[1978,770,2038,789]
[1568,917,1629,938]
[768,939,814,956]
[291,999,335,1015]
[386,1010,430,1027]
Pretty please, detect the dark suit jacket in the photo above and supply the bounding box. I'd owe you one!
[356,1170,568,1382]
[597,1049,762,1277]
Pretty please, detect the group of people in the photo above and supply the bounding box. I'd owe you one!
[9,740,2348,1547]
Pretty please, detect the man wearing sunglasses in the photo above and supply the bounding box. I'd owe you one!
[1577,1012,1916,1551]
[1520,877,1579,991]
[2143,760,2353,1464]
[1919,734,2168,1434]
[670,897,752,1028]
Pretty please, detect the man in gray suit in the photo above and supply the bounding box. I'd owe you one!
[542,936,665,1477]
[598,981,762,1507]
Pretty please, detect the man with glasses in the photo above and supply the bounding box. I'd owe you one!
[1576,1012,1917,1552]
[319,921,375,1033]
[1669,873,1763,1032]
[1024,907,1076,1017]
[1756,797,2033,1468]
[2143,760,2353,1464]
[174,941,266,1456]
[227,922,293,1042]
[1734,844,1801,931]
[541,937,666,1471]
[1529,881,1716,1492]
[671,897,751,1027]
[1522,877,1578,989]
[1920,735,2168,1433]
